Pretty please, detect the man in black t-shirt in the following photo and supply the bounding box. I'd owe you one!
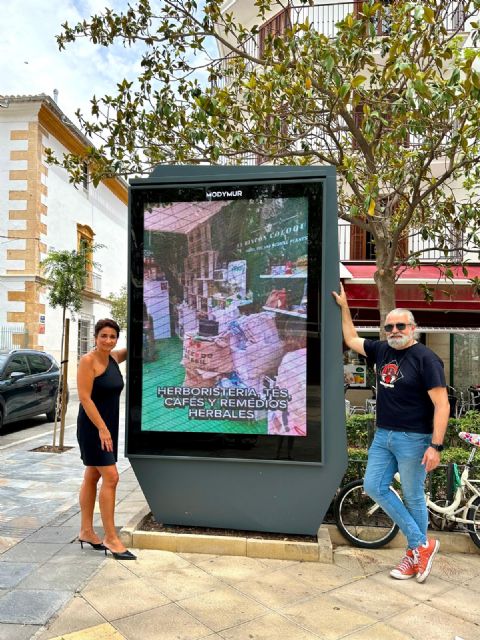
[333,284,449,583]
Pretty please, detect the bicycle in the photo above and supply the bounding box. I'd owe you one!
[334,430,480,549]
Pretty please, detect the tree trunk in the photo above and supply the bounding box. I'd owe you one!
[52,306,66,448]
[59,318,70,449]
[374,267,397,340]
[373,232,397,339]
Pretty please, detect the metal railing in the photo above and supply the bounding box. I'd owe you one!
[292,1,468,38]
[84,271,102,295]
[0,324,29,350]
[214,1,470,89]
[338,222,466,262]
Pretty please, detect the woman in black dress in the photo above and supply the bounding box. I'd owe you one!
[77,318,135,559]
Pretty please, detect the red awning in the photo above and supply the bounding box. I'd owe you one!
[343,264,480,311]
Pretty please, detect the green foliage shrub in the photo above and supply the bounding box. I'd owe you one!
[343,411,480,489]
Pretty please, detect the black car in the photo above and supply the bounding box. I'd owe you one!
[0,349,62,430]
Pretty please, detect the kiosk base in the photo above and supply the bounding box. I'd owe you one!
[130,456,345,536]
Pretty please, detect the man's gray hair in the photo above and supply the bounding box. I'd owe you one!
[388,308,416,325]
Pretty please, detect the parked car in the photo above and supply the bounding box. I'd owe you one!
[0,348,65,430]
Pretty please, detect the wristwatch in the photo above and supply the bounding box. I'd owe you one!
[429,442,445,452]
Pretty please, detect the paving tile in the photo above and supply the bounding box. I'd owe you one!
[388,601,480,640]
[188,554,274,584]
[426,584,480,625]
[337,622,413,639]
[346,546,405,574]
[35,595,106,640]
[48,544,107,565]
[280,561,360,592]
[80,558,136,591]
[113,602,212,640]
[0,541,64,563]
[462,573,480,594]
[17,559,99,591]
[429,552,480,584]
[332,547,367,575]
[48,622,125,640]
[147,564,224,601]
[178,552,220,565]
[178,586,267,632]
[282,592,377,639]
[233,568,320,609]
[218,611,321,640]
[327,576,418,619]
[333,546,399,576]
[125,549,191,575]
[0,562,35,588]
[82,577,169,620]
[0,622,41,640]
[253,557,298,570]
[25,526,79,544]
[0,589,71,624]
[370,568,454,601]
[0,537,19,554]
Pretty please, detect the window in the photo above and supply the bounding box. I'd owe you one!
[77,224,95,291]
[2,354,29,378]
[78,314,95,361]
[453,334,480,388]
[349,218,407,261]
[82,162,89,191]
[26,354,52,374]
[259,7,291,57]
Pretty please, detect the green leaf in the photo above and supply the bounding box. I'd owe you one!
[424,6,435,23]
[325,54,334,73]
[352,75,367,88]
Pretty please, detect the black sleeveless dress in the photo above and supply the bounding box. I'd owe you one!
[77,356,124,466]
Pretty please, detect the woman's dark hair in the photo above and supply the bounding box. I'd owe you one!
[94,318,120,338]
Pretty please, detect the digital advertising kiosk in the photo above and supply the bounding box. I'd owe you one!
[127,165,346,534]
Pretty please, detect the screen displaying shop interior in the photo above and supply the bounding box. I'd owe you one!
[129,181,322,462]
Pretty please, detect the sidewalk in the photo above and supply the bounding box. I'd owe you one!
[1,400,480,640]
[0,397,147,640]
[36,545,480,640]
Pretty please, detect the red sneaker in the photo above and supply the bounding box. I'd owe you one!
[414,539,440,583]
[390,549,417,580]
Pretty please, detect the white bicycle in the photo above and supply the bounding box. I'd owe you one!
[334,431,480,549]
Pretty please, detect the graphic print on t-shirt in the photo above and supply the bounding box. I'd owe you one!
[379,360,404,388]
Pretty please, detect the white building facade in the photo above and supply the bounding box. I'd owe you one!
[0,95,128,380]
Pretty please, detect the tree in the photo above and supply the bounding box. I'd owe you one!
[108,285,128,331]
[50,0,480,323]
[41,248,93,447]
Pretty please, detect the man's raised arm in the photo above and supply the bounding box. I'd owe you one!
[332,283,366,357]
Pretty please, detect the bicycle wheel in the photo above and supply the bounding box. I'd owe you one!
[467,496,480,550]
[334,479,399,549]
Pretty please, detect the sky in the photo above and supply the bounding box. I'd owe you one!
[0,0,145,125]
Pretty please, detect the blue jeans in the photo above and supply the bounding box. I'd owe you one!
[364,428,431,549]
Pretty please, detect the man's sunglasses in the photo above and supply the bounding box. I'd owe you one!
[384,323,413,332]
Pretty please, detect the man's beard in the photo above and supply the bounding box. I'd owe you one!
[387,334,411,349]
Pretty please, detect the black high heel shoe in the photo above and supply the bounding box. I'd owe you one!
[103,544,136,560]
[79,539,106,551]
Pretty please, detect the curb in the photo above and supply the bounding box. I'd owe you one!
[121,509,480,559]
[325,523,480,554]
[120,507,333,563]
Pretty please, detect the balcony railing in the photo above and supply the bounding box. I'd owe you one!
[292,1,468,39]
[214,1,470,88]
[84,271,102,295]
[338,222,465,262]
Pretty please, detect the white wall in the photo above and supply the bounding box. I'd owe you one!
[0,101,127,386]
[43,135,127,381]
